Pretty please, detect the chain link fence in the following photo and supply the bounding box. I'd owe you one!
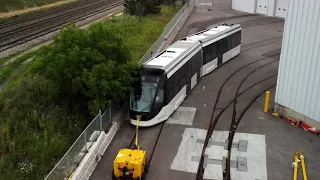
[44,1,195,179]
[44,101,120,180]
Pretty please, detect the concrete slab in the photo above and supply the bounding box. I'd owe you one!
[166,106,197,126]
[171,129,266,180]
[89,1,320,180]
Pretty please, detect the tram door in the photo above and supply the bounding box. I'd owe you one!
[186,50,202,95]
[217,39,223,66]
[186,60,192,95]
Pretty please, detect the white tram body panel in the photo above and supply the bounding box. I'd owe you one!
[130,24,242,127]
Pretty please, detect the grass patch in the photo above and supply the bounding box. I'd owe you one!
[0,5,179,180]
[104,5,180,62]
[0,0,68,13]
[0,52,35,85]
[0,0,71,13]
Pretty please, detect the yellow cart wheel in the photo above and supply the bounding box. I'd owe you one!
[141,172,146,180]
[111,169,116,180]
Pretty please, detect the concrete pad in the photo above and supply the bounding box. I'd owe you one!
[171,129,267,180]
[166,106,197,126]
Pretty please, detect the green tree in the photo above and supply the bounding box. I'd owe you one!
[28,23,140,116]
[124,0,161,17]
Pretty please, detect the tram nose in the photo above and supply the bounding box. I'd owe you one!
[130,112,150,121]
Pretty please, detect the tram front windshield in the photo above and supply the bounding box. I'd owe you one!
[130,81,159,113]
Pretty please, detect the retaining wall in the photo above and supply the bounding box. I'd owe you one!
[70,104,128,180]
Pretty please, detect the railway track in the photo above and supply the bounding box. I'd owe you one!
[0,0,98,29]
[0,0,123,54]
[195,53,280,180]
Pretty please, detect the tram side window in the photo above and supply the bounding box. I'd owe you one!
[167,72,178,101]
[235,31,241,46]
[203,46,212,64]
[229,34,236,52]
[166,63,187,102]
[155,89,164,105]
[172,71,180,95]
[227,35,232,52]
[179,64,187,90]
[223,38,228,53]
[211,43,217,60]
[189,51,201,76]
[231,34,236,50]
[193,51,202,74]
[225,33,239,52]
[204,43,219,65]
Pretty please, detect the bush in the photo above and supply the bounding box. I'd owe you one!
[0,52,35,84]
[0,75,86,179]
[28,23,140,115]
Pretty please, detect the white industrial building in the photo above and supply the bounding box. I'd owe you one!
[232,0,288,18]
[233,0,320,128]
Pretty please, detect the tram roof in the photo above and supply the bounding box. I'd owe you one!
[143,24,241,72]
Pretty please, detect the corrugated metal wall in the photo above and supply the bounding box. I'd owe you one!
[275,0,320,122]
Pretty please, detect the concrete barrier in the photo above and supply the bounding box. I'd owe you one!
[70,103,128,180]
[70,123,118,180]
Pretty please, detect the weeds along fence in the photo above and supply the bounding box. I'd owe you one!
[44,101,121,180]
[44,0,195,179]
[139,0,195,64]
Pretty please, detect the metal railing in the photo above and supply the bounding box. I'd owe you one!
[44,101,121,180]
[139,0,195,64]
[44,1,195,179]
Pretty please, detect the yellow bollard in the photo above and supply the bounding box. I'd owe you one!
[264,91,270,112]
[293,152,299,180]
[300,150,308,180]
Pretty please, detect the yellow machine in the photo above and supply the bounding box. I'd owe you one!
[112,115,148,180]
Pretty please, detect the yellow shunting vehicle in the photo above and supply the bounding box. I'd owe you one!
[112,115,148,180]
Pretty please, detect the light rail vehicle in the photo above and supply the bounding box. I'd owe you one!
[129,23,242,127]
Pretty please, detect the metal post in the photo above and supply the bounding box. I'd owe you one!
[109,100,112,124]
[99,110,102,131]
[135,115,141,150]
[300,150,308,180]
[66,154,70,170]
[84,131,88,152]
[264,91,270,112]
[293,152,299,180]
